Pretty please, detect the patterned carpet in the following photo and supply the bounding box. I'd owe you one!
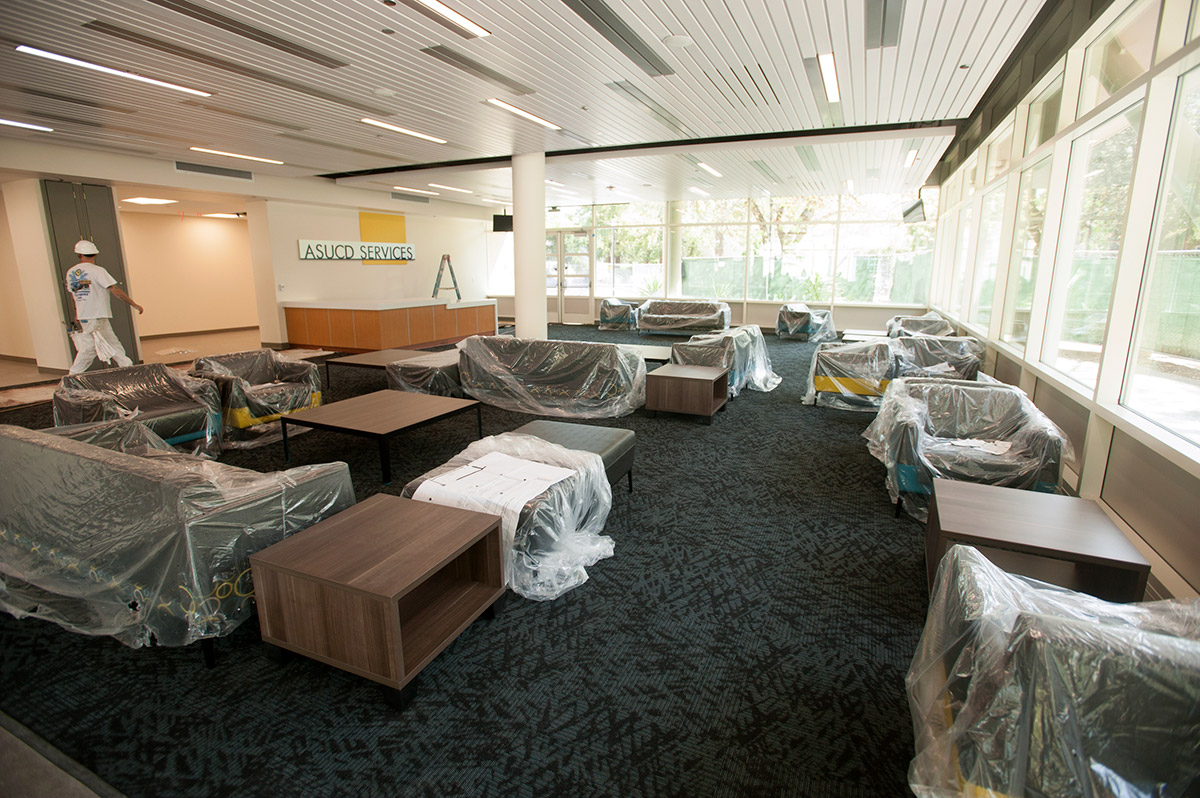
[0,325,927,797]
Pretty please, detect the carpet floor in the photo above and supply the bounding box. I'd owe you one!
[0,325,927,797]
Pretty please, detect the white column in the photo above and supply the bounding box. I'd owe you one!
[513,151,547,339]
[245,199,287,347]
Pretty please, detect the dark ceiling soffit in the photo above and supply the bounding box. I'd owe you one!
[318,119,965,179]
[0,81,137,113]
[421,45,535,95]
[394,0,477,39]
[81,20,394,116]
[180,100,307,131]
[561,0,674,77]
[143,0,349,68]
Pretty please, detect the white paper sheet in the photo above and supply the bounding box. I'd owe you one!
[949,438,1012,455]
[412,451,574,523]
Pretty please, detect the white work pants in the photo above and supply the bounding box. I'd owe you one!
[69,318,132,374]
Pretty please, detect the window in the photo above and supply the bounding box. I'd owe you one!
[834,223,903,302]
[969,185,1007,326]
[1001,157,1053,349]
[670,198,748,224]
[747,222,836,302]
[594,202,664,226]
[984,122,1014,183]
[950,206,974,316]
[1041,101,1144,389]
[546,205,593,228]
[1078,0,1157,117]
[1025,73,1064,154]
[594,227,664,297]
[675,225,748,298]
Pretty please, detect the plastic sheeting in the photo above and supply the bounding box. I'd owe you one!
[402,432,613,601]
[599,298,637,330]
[385,349,464,397]
[892,336,984,381]
[189,349,322,447]
[670,325,782,397]
[863,377,1071,520]
[636,299,731,333]
[776,303,838,343]
[887,311,954,337]
[909,544,1200,798]
[0,422,355,648]
[53,362,223,456]
[459,335,646,418]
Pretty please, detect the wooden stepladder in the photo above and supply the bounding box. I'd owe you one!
[431,254,461,301]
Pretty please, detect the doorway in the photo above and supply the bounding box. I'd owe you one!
[545,230,593,324]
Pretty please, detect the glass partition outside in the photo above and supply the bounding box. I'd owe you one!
[594,226,664,297]
[676,225,748,298]
[747,222,836,302]
[969,185,1007,326]
[1000,157,1053,349]
[1078,0,1157,117]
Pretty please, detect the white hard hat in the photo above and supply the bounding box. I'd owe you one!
[74,240,100,255]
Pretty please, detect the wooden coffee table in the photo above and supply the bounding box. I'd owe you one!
[325,348,427,387]
[645,364,729,424]
[251,494,504,705]
[927,479,1150,602]
[281,390,481,483]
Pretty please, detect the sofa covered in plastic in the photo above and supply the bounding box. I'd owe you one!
[188,348,321,437]
[669,325,781,398]
[385,349,464,397]
[887,311,954,337]
[599,298,637,331]
[0,420,355,648]
[863,377,1070,520]
[401,432,613,601]
[458,335,645,418]
[908,544,1200,798]
[636,299,731,334]
[775,303,838,342]
[53,362,222,455]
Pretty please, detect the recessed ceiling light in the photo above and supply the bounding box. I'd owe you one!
[203,213,241,219]
[374,88,396,97]
[410,0,491,37]
[904,149,918,168]
[486,98,561,130]
[16,44,211,97]
[123,197,178,205]
[688,186,710,197]
[697,162,722,178]
[0,117,53,132]
[360,118,447,144]
[190,146,284,164]
[545,179,565,187]
[428,182,473,194]
[817,53,840,103]
[663,34,693,48]
[393,185,440,195]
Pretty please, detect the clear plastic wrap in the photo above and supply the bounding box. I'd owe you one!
[384,350,463,397]
[802,339,895,410]
[458,335,646,418]
[636,299,731,333]
[887,311,955,337]
[52,362,223,456]
[670,325,781,397]
[598,298,637,331]
[891,336,984,381]
[0,423,355,647]
[863,377,1072,520]
[909,544,1200,798]
[775,303,838,343]
[401,432,613,601]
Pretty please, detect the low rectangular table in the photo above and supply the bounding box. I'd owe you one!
[325,348,427,387]
[281,390,481,483]
[645,364,729,424]
[926,479,1150,602]
[251,494,504,697]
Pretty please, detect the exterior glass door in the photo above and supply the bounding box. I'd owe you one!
[545,230,593,323]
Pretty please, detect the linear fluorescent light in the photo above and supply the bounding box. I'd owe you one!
[189,146,284,164]
[688,186,710,197]
[360,118,447,144]
[16,44,211,97]
[428,182,473,194]
[697,162,722,178]
[486,98,561,130]
[412,0,491,37]
[392,185,440,195]
[904,149,918,168]
[202,213,241,218]
[0,117,53,132]
[545,179,565,187]
[817,53,840,103]
[123,197,178,205]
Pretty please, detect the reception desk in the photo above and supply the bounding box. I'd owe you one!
[282,299,497,351]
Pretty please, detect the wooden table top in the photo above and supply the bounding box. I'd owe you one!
[932,479,1149,569]
[282,390,478,435]
[328,348,429,368]
[648,364,729,381]
[250,494,501,599]
[618,343,673,361]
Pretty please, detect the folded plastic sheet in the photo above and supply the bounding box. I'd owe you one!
[401,432,613,601]
[776,303,838,343]
[599,298,637,331]
[863,377,1072,520]
[385,349,463,397]
[887,311,955,337]
[892,336,984,381]
[458,335,646,418]
[0,423,355,647]
[909,545,1200,798]
[52,362,222,456]
[802,339,895,410]
[636,299,731,333]
[189,349,321,445]
[670,325,782,397]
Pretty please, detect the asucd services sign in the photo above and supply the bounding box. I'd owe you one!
[298,240,415,261]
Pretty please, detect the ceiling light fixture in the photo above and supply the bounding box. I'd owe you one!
[123,197,178,205]
[428,182,473,194]
[904,149,918,168]
[697,162,722,178]
[0,117,53,132]
[410,0,491,37]
[486,98,561,130]
[545,179,565,187]
[817,53,840,103]
[190,146,284,164]
[360,117,447,144]
[203,213,241,218]
[392,185,439,195]
[16,44,211,97]
[688,186,710,197]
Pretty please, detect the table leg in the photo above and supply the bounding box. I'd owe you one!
[476,405,483,439]
[281,419,291,462]
[379,436,392,484]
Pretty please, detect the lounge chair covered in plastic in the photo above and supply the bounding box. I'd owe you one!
[188,348,321,435]
[401,432,613,601]
[887,311,954,337]
[636,299,731,333]
[891,336,984,381]
[53,362,222,455]
[909,544,1200,798]
[385,349,464,397]
[669,325,781,397]
[599,298,637,330]
[863,377,1070,520]
[775,303,838,342]
[0,420,355,648]
[458,335,645,418]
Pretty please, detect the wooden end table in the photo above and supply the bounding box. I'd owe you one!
[325,348,427,388]
[645,364,729,424]
[927,479,1150,602]
[250,494,504,706]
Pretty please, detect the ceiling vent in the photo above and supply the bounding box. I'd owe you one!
[562,0,673,77]
[865,0,905,49]
[606,81,691,136]
[0,81,135,113]
[421,46,534,95]
[391,191,431,203]
[175,160,253,180]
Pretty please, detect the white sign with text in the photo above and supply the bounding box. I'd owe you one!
[297,240,414,262]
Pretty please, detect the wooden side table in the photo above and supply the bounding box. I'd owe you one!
[926,479,1150,602]
[250,494,504,704]
[645,364,729,424]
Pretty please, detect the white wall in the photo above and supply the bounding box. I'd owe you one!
[0,191,35,359]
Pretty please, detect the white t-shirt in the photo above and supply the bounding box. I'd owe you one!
[65,263,118,320]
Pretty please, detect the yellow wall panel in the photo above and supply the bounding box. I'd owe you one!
[358,212,408,265]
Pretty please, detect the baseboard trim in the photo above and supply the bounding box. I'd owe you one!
[0,354,36,364]
[38,366,68,376]
[140,325,258,340]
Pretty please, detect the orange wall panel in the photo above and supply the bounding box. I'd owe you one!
[284,307,308,345]
[477,305,495,335]
[380,309,410,347]
[304,309,332,347]
[328,310,356,349]
[433,305,457,340]
[353,311,382,350]
[456,306,477,336]
[409,306,435,346]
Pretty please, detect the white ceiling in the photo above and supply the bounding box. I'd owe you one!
[0,0,1048,207]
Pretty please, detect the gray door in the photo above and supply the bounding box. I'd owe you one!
[42,181,139,368]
